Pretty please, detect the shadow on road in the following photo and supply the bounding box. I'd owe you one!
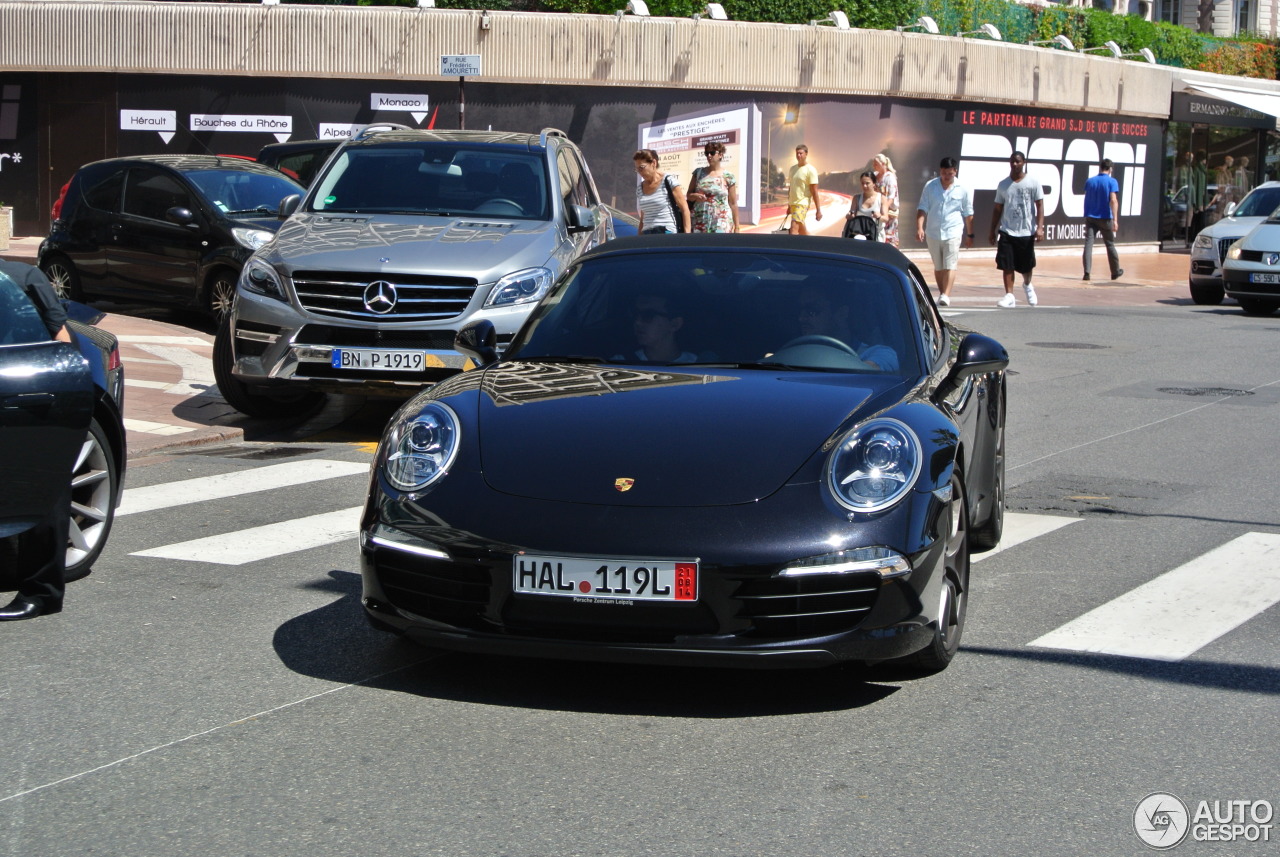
[272,570,905,718]
[963,645,1280,695]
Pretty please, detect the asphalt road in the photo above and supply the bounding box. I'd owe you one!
[2,300,1278,856]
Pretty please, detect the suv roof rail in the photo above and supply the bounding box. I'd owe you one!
[539,127,569,147]
[352,122,413,141]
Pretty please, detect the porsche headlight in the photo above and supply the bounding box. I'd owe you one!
[826,418,921,513]
[240,257,287,301]
[484,267,554,308]
[383,402,460,492]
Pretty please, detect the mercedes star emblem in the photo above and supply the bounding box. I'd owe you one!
[363,280,398,314]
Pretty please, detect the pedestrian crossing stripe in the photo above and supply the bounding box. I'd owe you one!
[1028,532,1280,662]
[130,507,363,565]
[117,459,369,517]
[972,512,1079,563]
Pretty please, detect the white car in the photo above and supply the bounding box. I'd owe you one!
[1221,212,1280,316]
[1189,181,1280,305]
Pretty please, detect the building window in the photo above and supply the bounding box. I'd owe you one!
[1158,0,1180,24]
[1235,0,1252,32]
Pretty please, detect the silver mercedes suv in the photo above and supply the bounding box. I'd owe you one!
[213,127,613,417]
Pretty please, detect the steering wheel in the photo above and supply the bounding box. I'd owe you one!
[475,198,524,215]
[769,335,871,370]
[782,335,861,357]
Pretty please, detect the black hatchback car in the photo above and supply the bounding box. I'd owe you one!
[38,155,303,322]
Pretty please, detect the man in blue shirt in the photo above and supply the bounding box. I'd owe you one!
[1082,158,1123,281]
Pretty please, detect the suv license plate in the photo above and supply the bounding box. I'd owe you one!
[1249,273,1280,284]
[514,555,698,602]
[331,348,425,371]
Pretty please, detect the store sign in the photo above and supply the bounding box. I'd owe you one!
[1170,92,1271,129]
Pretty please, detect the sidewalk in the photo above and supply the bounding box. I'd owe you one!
[3,234,1193,459]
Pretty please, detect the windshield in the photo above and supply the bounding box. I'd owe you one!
[185,169,302,215]
[507,249,921,377]
[1235,186,1280,218]
[308,143,550,220]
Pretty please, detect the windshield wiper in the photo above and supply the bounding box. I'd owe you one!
[228,206,275,215]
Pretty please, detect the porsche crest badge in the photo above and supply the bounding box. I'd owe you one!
[614,478,635,492]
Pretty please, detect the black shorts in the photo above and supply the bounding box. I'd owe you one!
[995,232,1036,274]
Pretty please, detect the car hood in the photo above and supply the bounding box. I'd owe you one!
[1238,221,1280,251]
[1201,215,1266,240]
[473,362,904,507]
[270,213,560,282]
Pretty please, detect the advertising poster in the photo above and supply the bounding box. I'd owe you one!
[55,75,1166,245]
[639,104,761,225]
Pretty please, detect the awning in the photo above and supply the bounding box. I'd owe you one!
[1183,82,1280,120]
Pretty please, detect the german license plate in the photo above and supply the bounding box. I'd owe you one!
[1249,272,1280,284]
[514,555,698,602]
[331,348,425,371]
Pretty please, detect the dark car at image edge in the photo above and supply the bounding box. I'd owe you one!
[0,273,126,584]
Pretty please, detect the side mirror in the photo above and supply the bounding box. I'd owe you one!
[455,319,499,368]
[278,194,302,219]
[1225,201,1238,217]
[936,333,1008,400]
[567,204,597,234]
[165,206,198,229]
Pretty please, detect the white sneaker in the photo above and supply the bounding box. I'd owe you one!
[938,294,951,306]
[1023,282,1038,307]
[997,293,1016,308]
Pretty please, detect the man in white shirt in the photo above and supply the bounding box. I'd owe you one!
[989,151,1045,308]
[915,157,974,307]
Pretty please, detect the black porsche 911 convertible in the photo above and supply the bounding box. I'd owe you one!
[359,234,1008,673]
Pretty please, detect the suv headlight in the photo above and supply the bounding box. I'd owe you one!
[231,227,275,252]
[239,257,287,301]
[484,267,554,308]
[1193,233,1213,250]
[383,402,460,492]
[1227,241,1243,260]
[826,418,921,513]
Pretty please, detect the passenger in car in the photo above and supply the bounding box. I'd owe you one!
[614,292,698,364]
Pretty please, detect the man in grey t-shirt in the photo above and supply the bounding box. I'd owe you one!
[988,151,1044,308]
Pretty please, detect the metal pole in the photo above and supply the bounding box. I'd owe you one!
[458,76,465,130]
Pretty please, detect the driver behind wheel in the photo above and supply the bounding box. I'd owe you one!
[795,285,898,371]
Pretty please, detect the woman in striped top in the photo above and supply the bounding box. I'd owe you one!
[634,149,690,234]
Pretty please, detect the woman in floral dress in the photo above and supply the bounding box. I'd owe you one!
[686,141,740,233]
[872,153,900,247]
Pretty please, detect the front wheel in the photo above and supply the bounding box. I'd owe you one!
[213,316,324,419]
[900,474,970,673]
[1238,297,1280,316]
[206,268,238,324]
[65,417,120,581]
[1189,281,1224,306]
